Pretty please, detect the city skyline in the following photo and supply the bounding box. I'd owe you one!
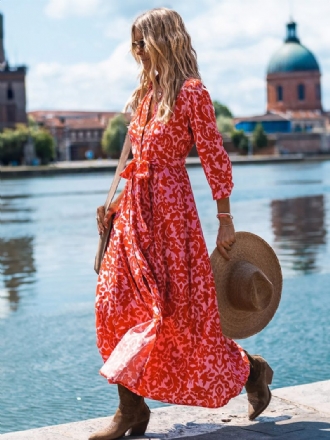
[1,0,330,116]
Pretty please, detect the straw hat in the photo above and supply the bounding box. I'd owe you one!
[210,231,282,340]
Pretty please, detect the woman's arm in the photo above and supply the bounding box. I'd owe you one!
[96,190,124,235]
[185,80,234,201]
[185,80,235,260]
[216,197,235,260]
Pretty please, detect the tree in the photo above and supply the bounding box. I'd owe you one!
[31,129,55,164]
[28,115,38,129]
[252,123,268,150]
[231,129,249,154]
[213,100,233,119]
[0,124,55,166]
[102,114,128,158]
[216,115,234,135]
[0,124,29,165]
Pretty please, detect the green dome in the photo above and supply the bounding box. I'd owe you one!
[267,22,320,75]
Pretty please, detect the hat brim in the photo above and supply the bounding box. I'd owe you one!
[210,231,282,339]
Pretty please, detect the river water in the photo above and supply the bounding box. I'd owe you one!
[1,161,330,434]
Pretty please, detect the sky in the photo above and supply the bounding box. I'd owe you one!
[1,0,330,116]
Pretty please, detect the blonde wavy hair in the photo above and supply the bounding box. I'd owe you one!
[125,8,201,123]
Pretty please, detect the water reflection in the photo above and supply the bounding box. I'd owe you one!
[0,237,36,312]
[1,166,330,434]
[1,194,34,225]
[271,195,327,274]
[0,194,36,315]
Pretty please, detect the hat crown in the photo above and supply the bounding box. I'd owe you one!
[210,231,282,339]
[227,261,273,312]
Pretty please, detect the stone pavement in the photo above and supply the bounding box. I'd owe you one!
[1,380,330,439]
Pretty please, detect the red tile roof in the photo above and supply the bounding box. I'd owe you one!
[283,110,325,120]
[234,113,290,123]
[235,110,326,124]
[28,110,130,130]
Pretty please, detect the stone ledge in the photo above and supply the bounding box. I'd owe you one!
[1,380,330,439]
[0,155,308,178]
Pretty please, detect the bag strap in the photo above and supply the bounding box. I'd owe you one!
[104,132,131,210]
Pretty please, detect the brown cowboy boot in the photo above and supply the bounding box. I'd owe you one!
[88,384,150,440]
[245,353,273,420]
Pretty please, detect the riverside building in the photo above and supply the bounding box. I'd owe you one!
[0,13,27,130]
[235,21,330,154]
[29,110,131,161]
[29,110,119,161]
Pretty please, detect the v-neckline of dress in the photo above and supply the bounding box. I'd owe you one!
[145,88,158,126]
[140,88,158,148]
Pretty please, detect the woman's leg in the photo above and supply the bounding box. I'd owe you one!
[89,384,150,440]
[244,352,273,420]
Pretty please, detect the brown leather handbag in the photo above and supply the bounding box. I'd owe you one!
[94,133,131,274]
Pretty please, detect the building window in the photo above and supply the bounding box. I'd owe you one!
[315,84,321,100]
[87,131,91,139]
[71,132,76,140]
[79,131,83,139]
[7,84,14,100]
[94,131,98,139]
[276,85,283,102]
[298,84,305,101]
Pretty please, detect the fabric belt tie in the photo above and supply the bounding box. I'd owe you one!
[120,158,185,251]
[120,157,185,180]
[120,159,151,180]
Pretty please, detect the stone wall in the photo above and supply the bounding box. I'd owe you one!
[276,132,330,154]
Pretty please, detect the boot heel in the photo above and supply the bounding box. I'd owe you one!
[265,365,273,384]
[130,419,149,436]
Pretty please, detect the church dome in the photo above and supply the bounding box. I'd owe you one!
[267,22,320,75]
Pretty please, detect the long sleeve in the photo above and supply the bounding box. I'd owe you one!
[185,79,234,200]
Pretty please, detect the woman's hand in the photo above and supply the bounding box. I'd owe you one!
[216,220,236,260]
[96,191,124,235]
[96,205,116,236]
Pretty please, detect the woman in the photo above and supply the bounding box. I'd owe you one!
[92,8,273,440]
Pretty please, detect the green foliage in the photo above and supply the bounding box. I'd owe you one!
[231,129,249,153]
[213,100,233,119]
[0,124,29,165]
[252,123,268,150]
[28,115,38,130]
[216,115,234,135]
[31,129,55,164]
[0,124,55,165]
[102,114,128,158]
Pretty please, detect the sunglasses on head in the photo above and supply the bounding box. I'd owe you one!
[132,39,145,50]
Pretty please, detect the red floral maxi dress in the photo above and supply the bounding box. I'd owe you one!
[96,78,250,408]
